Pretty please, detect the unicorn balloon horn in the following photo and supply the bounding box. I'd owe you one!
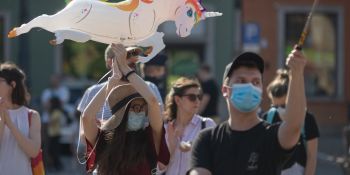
[202,12,223,19]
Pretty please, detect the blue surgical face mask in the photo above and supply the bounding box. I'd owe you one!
[127,111,149,131]
[230,83,262,112]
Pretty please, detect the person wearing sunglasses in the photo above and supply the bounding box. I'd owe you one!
[82,44,169,175]
[189,45,307,175]
[164,77,216,175]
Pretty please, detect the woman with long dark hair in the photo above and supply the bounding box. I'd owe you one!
[0,62,41,175]
[82,44,169,175]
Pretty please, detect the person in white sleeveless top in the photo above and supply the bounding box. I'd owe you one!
[164,77,216,175]
[0,63,41,175]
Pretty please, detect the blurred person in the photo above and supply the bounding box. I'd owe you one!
[40,73,70,165]
[188,46,307,175]
[82,44,170,175]
[41,73,70,123]
[143,53,168,101]
[0,62,41,175]
[164,77,216,175]
[264,68,319,175]
[47,96,65,172]
[196,64,219,120]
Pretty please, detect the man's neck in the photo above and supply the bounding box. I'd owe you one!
[227,108,261,131]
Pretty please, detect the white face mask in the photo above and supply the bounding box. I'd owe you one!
[127,111,149,131]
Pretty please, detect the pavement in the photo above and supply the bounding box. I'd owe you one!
[316,126,347,175]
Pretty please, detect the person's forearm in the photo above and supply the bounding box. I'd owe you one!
[304,159,316,175]
[279,70,306,149]
[168,136,178,157]
[82,83,107,144]
[285,71,306,131]
[83,83,109,118]
[121,67,158,105]
[305,139,318,175]
[0,120,4,142]
[6,119,40,157]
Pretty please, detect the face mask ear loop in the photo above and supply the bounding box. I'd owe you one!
[76,117,102,165]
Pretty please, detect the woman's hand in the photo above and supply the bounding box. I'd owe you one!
[0,97,9,125]
[106,59,122,94]
[167,121,176,140]
[111,43,131,74]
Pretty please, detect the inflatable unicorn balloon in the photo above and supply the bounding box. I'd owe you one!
[8,0,222,62]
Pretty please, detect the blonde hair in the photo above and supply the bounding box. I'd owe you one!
[104,44,115,61]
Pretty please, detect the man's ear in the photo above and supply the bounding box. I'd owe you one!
[106,58,113,68]
[10,81,16,89]
[222,86,229,98]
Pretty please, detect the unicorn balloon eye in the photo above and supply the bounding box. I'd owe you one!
[8,0,222,63]
[187,8,193,17]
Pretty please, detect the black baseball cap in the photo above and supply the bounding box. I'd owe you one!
[223,52,264,82]
[145,54,167,66]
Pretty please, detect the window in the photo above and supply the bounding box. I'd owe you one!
[279,6,344,99]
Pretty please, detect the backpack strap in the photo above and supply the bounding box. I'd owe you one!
[266,107,277,124]
[28,110,33,127]
[201,118,206,130]
[301,123,306,147]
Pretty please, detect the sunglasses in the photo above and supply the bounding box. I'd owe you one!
[181,94,203,102]
[130,103,147,113]
[126,47,142,58]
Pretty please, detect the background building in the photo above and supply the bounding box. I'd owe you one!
[242,0,350,129]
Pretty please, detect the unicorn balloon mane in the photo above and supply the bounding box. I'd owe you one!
[8,0,222,62]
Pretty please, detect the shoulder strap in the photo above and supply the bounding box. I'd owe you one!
[28,110,33,127]
[201,118,206,130]
[301,123,306,145]
[266,107,277,124]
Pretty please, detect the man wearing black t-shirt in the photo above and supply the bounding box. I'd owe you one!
[188,45,307,175]
[197,64,219,119]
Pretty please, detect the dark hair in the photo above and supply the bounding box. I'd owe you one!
[49,96,63,113]
[266,69,289,98]
[199,64,211,73]
[95,103,148,175]
[165,77,201,121]
[223,60,262,85]
[0,62,27,105]
[231,60,260,75]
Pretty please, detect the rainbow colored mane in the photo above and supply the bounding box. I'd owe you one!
[186,0,205,24]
